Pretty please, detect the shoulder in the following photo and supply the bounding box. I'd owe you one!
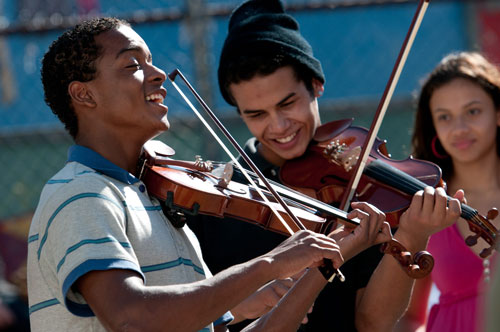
[31,162,130,235]
[42,162,126,206]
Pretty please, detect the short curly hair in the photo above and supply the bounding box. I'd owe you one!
[41,17,129,138]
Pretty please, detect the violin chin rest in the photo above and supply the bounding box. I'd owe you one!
[313,118,353,142]
[144,140,176,158]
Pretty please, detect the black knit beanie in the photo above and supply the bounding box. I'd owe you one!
[218,0,325,106]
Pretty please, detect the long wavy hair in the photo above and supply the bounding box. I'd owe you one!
[411,52,500,180]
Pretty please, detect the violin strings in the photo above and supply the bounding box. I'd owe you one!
[365,161,499,242]
[365,160,477,220]
[230,166,358,225]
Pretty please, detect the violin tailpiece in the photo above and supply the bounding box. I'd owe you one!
[193,155,214,172]
[323,140,360,172]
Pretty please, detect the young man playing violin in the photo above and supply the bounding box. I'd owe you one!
[187,0,464,331]
[26,16,399,332]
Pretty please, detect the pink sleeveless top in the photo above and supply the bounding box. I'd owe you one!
[426,223,496,332]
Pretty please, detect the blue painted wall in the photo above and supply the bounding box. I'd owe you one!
[0,1,468,131]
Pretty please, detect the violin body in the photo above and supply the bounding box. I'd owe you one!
[281,119,443,227]
[142,161,325,236]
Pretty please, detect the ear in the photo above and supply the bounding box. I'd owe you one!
[312,78,324,98]
[68,81,97,109]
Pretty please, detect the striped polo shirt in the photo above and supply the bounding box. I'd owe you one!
[27,145,227,331]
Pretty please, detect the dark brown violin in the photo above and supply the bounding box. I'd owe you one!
[280,119,500,258]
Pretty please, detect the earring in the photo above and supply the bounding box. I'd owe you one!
[431,135,448,159]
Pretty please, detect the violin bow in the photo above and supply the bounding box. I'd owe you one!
[169,69,344,282]
[334,0,435,278]
[339,0,430,210]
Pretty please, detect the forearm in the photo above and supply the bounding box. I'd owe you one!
[393,316,427,332]
[159,259,274,330]
[82,229,344,331]
[393,275,433,332]
[355,229,429,332]
[83,257,277,332]
[243,268,327,332]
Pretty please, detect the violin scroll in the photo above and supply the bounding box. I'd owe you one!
[380,239,434,279]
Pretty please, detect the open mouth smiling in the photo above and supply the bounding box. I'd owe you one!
[275,131,297,144]
[146,93,164,104]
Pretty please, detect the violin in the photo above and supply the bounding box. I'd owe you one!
[138,140,357,234]
[280,119,500,258]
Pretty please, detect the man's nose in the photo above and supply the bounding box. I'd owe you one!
[268,112,289,132]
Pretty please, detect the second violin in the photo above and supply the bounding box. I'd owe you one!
[280,118,499,258]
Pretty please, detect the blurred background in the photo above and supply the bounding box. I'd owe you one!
[0,0,499,329]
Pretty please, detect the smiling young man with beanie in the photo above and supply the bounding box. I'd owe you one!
[187,0,463,331]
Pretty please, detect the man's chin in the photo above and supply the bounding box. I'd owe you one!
[160,119,170,131]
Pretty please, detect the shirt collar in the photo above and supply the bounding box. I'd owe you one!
[242,137,275,171]
[240,137,281,182]
[67,145,140,184]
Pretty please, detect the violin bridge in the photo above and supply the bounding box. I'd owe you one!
[217,162,234,189]
[323,140,361,172]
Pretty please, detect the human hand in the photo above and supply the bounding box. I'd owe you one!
[231,272,311,323]
[397,186,462,245]
[231,277,295,322]
[330,201,392,261]
[262,230,343,280]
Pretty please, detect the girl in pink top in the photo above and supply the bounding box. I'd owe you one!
[395,52,500,331]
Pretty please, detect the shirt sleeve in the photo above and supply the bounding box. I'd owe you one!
[214,311,234,326]
[36,176,144,316]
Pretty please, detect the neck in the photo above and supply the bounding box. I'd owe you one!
[257,142,286,167]
[76,134,145,175]
[449,152,500,194]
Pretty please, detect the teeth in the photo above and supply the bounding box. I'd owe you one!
[276,132,296,144]
[146,93,164,103]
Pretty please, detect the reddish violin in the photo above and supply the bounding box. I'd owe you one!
[138,140,357,234]
[280,119,500,258]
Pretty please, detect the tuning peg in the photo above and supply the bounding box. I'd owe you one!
[465,234,479,247]
[480,246,493,258]
[487,208,499,220]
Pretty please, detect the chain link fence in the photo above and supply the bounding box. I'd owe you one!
[1,0,499,223]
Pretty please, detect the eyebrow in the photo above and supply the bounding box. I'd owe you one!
[241,92,296,115]
[463,100,483,108]
[115,45,151,61]
[433,99,483,113]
